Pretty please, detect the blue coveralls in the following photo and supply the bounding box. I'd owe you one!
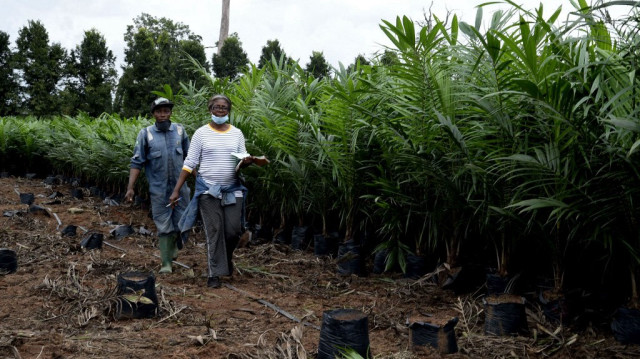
[130,123,191,236]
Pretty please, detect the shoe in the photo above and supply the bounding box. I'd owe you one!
[207,276,221,288]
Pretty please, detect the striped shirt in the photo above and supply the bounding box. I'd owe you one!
[183,123,246,195]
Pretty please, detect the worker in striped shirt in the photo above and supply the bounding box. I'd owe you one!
[170,94,254,288]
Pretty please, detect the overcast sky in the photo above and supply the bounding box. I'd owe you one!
[1,0,633,70]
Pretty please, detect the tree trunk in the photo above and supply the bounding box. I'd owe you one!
[218,0,230,55]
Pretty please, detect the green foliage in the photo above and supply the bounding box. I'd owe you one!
[177,38,210,88]
[212,33,249,80]
[45,113,148,189]
[346,54,370,73]
[0,31,18,115]
[377,49,400,66]
[115,27,161,117]
[257,39,291,69]
[14,20,66,116]
[0,117,22,171]
[372,13,475,262]
[115,13,207,117]
[0,117,50,174]
[305,51,331,79]
[0,114,147,188]
[231,57,325,228]
[337,347,369,359]
[62,29,117,116]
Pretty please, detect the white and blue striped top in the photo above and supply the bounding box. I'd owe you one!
[182,123,246,196]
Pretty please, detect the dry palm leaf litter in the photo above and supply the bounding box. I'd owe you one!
[0,176,639,358]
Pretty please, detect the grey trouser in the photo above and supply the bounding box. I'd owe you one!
[199,194,243,277]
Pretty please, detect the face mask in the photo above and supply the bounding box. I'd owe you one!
[211,114,229,125]
[155,120,171,132]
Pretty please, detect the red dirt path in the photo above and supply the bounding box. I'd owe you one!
[0,176,638,358]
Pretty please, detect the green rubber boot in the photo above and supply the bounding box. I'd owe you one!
[171,233,179,260]
[158,235,174,274]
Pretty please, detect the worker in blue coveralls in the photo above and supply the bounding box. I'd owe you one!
[124,97,191,274]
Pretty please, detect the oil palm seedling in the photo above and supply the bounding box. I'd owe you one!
[13,117,49,175]
[491,0,640,324]
[45,113,148,191]
[233,57,321,241]
[317,63,379,247]
[462,3,561,284]
[375,13,485,279]
[0,117,18,173]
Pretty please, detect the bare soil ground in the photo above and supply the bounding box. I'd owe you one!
[1,176,639,358]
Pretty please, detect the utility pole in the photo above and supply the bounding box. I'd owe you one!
[218,0,230,55]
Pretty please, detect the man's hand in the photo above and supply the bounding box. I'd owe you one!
[126,168,141,203]
[125,188,135,202]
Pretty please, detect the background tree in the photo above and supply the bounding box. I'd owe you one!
[14,20,66,116]
[115,13,207,117]
[61,29,117,116]
[114,28,161,117]
[305,51,331,79]
[258,39,290,68]
[346,53,370,73]
[58,52,81,116]
[0,31,18,115]
[176,38,210,88]
[378,49,400,66]
[211,33,248,80]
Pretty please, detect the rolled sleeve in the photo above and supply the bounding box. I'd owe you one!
[182,128,202,171]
